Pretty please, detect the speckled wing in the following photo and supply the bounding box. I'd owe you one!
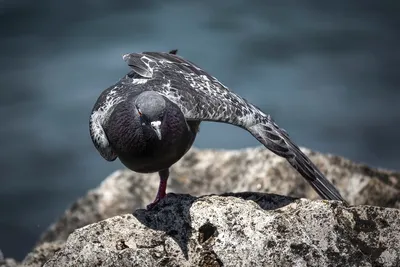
[122,52,346,202]
[123,52,263,127]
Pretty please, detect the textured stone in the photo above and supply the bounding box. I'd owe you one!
[23,147,400,266]
[0,249,19,267]
[42,194,400,267]
[22,241,64,267]
[0,258,19,267]
[37,147,400,246]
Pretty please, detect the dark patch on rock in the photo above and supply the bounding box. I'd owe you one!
[115,240,129,250]
[267,240,276,248]
[352,210,377,233]
[350,236,387,262]
[198,223,217,244]
[199,251,223,267]
[290,243,310,256]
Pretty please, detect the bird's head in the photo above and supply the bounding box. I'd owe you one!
[134,91,166,140]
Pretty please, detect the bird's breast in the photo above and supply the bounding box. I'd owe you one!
[117,118,198,173]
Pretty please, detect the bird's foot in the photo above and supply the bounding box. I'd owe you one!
[146,196,164,210]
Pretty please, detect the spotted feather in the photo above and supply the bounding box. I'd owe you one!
[107,51,346,203]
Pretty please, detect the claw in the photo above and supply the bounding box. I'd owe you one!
[146,198,162,210]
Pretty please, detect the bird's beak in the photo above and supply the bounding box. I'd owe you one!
[150,121,162,140]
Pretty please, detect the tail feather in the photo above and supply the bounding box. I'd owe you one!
[289,146,346,202]
[247,117,347,203]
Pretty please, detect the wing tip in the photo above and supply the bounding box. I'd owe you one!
[122,53,130,61]
[248,117,348,204]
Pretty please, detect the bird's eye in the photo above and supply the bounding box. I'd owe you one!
[137,108,149,125]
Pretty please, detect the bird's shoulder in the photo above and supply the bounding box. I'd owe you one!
[125,53,243,104]
[124,52,233,96]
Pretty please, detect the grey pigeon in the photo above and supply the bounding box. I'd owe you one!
[89,49,346,209]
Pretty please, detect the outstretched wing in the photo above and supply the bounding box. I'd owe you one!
[123,51,262,127]
[122,52,346,202]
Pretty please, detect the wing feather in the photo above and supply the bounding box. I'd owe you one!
[248,120,346,202]
[123,52,261,126]
[121,51,346,202]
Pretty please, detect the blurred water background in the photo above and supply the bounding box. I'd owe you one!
[0,0,399,260]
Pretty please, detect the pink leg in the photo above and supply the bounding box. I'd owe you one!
[147,169,169,210]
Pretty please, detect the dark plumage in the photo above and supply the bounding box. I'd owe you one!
[89,49,347,209]
[106,91,198,173]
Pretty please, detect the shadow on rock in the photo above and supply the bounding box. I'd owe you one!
[133,192,296,259]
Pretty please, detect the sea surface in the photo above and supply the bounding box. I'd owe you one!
[0,0,399,260]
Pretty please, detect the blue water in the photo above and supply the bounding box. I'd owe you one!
[0,0,399,260]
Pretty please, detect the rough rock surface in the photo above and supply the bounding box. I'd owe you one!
[21,147,400,266]
[0,250,18,267]
[43,195,400,267]
[0,259,18,267]
[37,148,400,244]
[22,242,64,267]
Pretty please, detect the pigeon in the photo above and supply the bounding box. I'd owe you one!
[89,49,346,209]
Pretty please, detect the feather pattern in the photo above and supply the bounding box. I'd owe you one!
[91,51,346,202]
[123,52,264,127]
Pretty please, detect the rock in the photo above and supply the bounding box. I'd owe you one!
[37,147,400,244]
[0,249,19,267]
[1,260,18,267]
[23,147,400,266]
[0,259,18,267]
[42,194,400,267]
[22,241,64,267]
